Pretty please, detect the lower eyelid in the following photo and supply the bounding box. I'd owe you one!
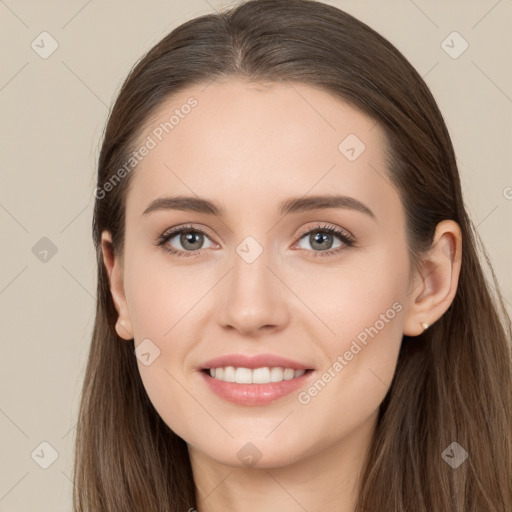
[162,230,215,251]
[158,225,354,256]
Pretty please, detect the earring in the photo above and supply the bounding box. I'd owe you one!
[421,322,430,331]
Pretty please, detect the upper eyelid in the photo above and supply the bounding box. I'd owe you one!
[160,224,216,242]
[296,223,354,240]
[160,223,354,246]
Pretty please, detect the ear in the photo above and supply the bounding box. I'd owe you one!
[101,230,134,340]
[403,220,462,336]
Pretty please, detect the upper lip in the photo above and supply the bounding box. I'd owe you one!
[200,353,313,371]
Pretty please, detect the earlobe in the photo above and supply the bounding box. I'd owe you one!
[403,220,462,336]
[115,318,134,340]
[101,230,134,340]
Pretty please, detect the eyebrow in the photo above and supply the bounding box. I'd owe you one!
[142,194,376,220]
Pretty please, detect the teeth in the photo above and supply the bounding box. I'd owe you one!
[235,367,252,384]
[253,367,270,384]
[224,366,236,382]
[270,367,284,382]
[208,366,306,384]
[284,368,295,380]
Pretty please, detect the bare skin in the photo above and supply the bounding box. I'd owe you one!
[101,79,462,512]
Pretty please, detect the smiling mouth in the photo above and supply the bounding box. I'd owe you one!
[201,366,314,384]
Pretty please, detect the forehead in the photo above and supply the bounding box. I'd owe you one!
[125,79,397,220]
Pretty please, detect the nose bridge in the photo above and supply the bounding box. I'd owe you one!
[217,236,289,334]
[231,238,271,296]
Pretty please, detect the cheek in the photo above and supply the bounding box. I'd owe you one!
[296,247,408,406]
[291,242,409,343]
[328,268,406,346]
[122,255,202,435]
[296,300,404,443]
[123,251,204,340]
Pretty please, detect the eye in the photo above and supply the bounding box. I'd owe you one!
[156,223,356,258]
[293,224,355,258]
[156,224,216,258]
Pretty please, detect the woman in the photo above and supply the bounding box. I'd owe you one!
[74,0,512,510]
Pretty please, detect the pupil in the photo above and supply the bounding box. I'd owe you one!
[311,232,332,250]
[182,231,203,250]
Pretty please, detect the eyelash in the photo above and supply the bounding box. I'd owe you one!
[155,223,356,259]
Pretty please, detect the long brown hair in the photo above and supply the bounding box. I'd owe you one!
[74,1,512,510]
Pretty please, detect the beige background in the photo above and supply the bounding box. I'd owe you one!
[0,0,510,510]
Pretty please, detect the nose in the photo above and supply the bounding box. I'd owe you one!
[216,249,290,337]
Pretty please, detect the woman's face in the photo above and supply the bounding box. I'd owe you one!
[105,80,419,468]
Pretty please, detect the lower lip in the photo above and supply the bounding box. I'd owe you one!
[200,370,314,406]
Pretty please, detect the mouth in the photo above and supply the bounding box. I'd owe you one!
[198,353,316,406]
